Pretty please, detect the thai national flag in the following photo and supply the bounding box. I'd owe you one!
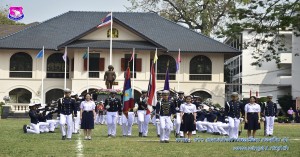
[97,13,112,28]
[147,63,156,107]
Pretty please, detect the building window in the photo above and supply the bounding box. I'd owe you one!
[9,88,32,103]
[10,52,32,78]
[121,54,142,78]
[47,53,69,78]
[157,55,176,80]
[45,89,64,104]
[107,28,119,38]
[189,55,212,80]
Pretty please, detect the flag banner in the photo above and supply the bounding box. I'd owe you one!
[62,47,67,62]
[129,51,134,62]
[153,50,158,64]
[97,13,112,28]
[176,49,181,72]
[147,63,156,107]
[164,67,170,90]
[122,67,135,118]
[82,52,88,59]
[36,49,44,59]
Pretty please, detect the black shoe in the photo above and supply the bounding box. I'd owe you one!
[157,135,160,137]
[62,136,66,140]
[139,132,142,137]
[108,134,111,138]
[23,125,27,133]
[66,138,71,140]
[160,140,165,143]
[49,131,55,133]
[180,136,184,138]
[142,135,147,137]
[175,133,179,138]
[164,140,169,143]
[201,130,207,133]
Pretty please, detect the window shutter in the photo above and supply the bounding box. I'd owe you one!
[83,59,87,71]
[136,58,142,72]
[99,58,105,71]
[121,58,125,71]
[71,58,74,71]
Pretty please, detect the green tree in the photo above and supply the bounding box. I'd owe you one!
[221,0,300,66]
[278,94,293,114]
[127,0,250,37]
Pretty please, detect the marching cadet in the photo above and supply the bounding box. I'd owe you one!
[57,88,77,140]
[156,90,176,143]
[153,91,163,137]
[261,94,277,136]
[105,91,122,137]
[137,90,150,137]
[23,103,40,134]
[73,94,81,134]
[225,92,243,139]
[174,91,185,138]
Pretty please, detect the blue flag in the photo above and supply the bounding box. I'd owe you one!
[163,68,170,90]
[36,49,44,59]
[122,67,134,118]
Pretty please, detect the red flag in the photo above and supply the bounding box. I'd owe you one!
[146,63,156,114]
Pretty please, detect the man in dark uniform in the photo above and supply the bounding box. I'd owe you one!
[261,94,277,136]
[105,91,122,137]
[196,105,207,133]
[137,90,150,137]
[225,92,243,139]
[57,88,77,140]
[156,90,176,143]
[173,91,185,137]
[23,103,40,134]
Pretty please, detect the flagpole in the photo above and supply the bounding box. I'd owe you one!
[177,49,180,92]
[87,47,90,93]
[41,46,44,104]
[109,11,113,65]
[64,47,67,89]
[155,48,157,94]
[132,48,135,100]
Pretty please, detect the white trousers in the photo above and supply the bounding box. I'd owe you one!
[175,113,181,134]
[121,112,134,136]
[228,117,240,139]
[73,111,80,133]
[196,121,207,131]
[160,116,172,141]
[97,114,105,124]
[27,123,40,134]
[46,120,57,132]
[137,110,150,136]
[107,111,118,136]
[59,114,73,138]
[39,122,49,133]
[266,116,275,135]
[214,122,229,135]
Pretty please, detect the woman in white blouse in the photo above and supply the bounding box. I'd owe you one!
[80,93,96,140]
[244,96,261,138]
[180,95,197,142]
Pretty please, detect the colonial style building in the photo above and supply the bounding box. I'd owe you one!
[0,11,240,112]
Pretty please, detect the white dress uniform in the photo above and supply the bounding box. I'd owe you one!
[137,96,151,137]
[105,96,122,137]
[262,99,277,136]
[225,99,243,139]
[121,111,135,136]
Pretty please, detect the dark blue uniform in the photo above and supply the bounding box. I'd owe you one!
[225,100,243,118]
[57,97,77,117]
[196,110,206,121]
[105,97,122,113]
[206,111,217,122]
[29,110,39,124]
[156,100,176,117]
[261,101,277,117]
[137,97,148,111]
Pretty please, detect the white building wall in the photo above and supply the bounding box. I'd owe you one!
[292,31,300,99]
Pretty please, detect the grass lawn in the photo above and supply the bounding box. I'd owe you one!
[0,119,299,157]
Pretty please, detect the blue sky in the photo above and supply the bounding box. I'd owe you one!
[1,0,131,24]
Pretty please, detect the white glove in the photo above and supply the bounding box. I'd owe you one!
[156,119,160,123]
[225,118,229,122]
[106,105,110,109]
[239,118,244,121]
[261,117,265,121]
[175,107,179,111]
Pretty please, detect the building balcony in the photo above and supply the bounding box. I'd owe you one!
[279,52,292,64]
[279,76,292,86]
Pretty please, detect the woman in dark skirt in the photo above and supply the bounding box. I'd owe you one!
[180,95,197,142]
[80,93,96,140]
[244,96,261,138]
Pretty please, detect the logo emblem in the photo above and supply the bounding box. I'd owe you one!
[8,6,24,21]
